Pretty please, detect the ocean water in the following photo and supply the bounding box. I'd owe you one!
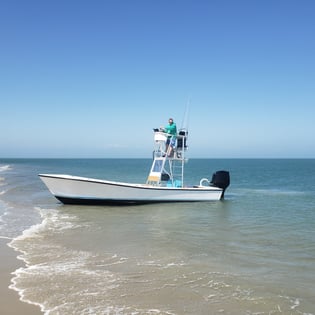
[0,158,315,315]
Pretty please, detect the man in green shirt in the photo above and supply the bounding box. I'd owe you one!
[161,118,177,156]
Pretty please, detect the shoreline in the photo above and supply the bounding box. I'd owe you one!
[0,238,43,315]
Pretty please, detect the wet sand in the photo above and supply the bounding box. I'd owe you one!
[0,239,42,315]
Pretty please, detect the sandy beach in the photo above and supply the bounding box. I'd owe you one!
[0,239,42,315]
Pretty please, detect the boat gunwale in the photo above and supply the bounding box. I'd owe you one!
[38,174,223,192]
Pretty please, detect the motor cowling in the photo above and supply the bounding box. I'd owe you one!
[211,170,230,199]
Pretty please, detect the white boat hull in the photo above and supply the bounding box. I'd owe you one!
[39,174,224,204]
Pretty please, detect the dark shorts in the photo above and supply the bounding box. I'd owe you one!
[166,136,176,147]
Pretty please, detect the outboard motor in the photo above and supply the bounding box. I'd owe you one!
[211,170,230,199]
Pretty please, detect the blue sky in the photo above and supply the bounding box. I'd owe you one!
[1,0,314,158]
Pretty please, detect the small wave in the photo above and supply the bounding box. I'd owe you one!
[0,235,12,240]
[164,261,186,269]
[0,210,9,223]
[9,220,46,245]
[83,306,172,315]
[279,295,303,311]
[137,259,186,269]
[95,256,128,267]
[290,298,300,310]
[9,207,86,247]
[0,165,12,172]
[235,188,306,196]
[137,260,163,267]
[8,245,123,315]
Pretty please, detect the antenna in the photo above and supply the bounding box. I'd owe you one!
[181,99,190,130]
